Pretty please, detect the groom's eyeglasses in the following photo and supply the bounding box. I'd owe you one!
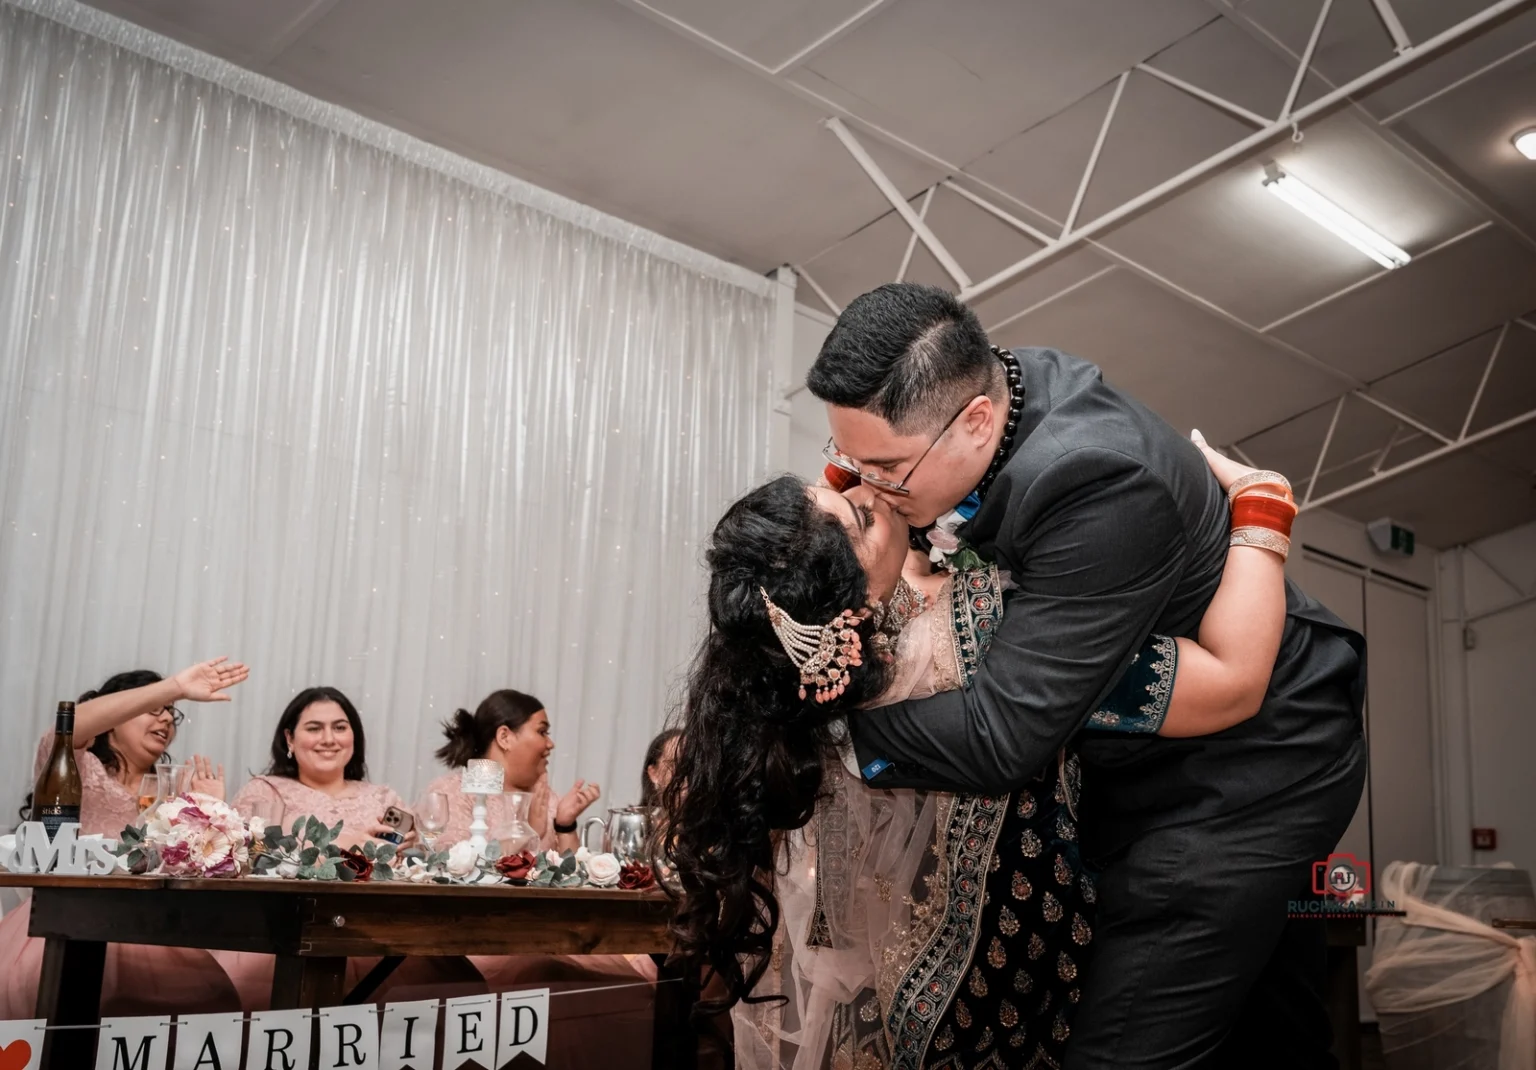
[822,396,977,497]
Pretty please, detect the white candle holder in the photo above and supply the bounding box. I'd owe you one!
[461,759,504,858]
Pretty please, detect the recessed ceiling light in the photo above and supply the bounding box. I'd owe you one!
[1514,128,1536,160]
[1261,163,1411,270]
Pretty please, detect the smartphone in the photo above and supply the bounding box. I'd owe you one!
[380,805,414,844]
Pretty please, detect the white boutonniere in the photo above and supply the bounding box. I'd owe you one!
[927,507,987,573]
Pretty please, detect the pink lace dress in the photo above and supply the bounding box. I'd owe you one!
[217,776,485,1009]
[0,735,242,1018]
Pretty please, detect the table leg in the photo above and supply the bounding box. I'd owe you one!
[271,954,348,1009]
[1327,944,1362,1070]
[651,954,700,1070]
[36,936,106,1070]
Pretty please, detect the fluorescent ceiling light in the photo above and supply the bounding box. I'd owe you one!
[1261,164,1411,270]
[1514,128,1536,160]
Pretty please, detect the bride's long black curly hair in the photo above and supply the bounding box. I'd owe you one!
[663,474,892,1016]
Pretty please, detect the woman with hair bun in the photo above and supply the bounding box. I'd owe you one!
[418,689,600,852]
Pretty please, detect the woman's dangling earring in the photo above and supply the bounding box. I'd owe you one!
[286,745,294,759]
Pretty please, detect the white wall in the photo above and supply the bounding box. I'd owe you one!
[786,303,835,479]
[1435,519,1536,878]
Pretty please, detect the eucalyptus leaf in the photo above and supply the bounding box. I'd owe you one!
[291,817,304,840]
[263,825,284,845]
[297,865,315,880]
[305,816,324,843]
[374,863,393,882]
[299,846,320,867]
[558,855,578,877]
[362,841,377,861]
[554,872,585,889]
[334,864,355,882]
[278,836,298,852]
[375,843,396,862]
[317,861,337,880]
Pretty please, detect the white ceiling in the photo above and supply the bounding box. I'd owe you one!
[73,0,1536,547]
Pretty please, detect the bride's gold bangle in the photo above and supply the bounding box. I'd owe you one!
[1227,470,1292,503]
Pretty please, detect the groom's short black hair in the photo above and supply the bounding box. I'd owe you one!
[807,283,999,435]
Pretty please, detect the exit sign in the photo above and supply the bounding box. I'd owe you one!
[1368,518,1415,557]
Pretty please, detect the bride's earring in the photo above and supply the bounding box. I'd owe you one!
[286,745,294,759]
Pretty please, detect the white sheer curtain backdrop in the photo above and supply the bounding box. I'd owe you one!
[0,0,777,821]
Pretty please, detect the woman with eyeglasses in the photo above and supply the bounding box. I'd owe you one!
[0,657,248,1018]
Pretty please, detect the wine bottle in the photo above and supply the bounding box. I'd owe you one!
[31,701,83,839]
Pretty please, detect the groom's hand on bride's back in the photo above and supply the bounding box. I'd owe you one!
[850,450,1188,794]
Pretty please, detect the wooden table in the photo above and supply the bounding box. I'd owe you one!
[0,872,692,1070]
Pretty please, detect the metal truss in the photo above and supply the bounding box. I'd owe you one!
[815,0,1534,306]
[1296,319,1536,511]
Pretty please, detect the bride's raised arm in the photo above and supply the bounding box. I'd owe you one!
[1125,432,1294,738]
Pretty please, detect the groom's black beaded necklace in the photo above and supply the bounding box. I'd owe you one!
[974,345,1025,504]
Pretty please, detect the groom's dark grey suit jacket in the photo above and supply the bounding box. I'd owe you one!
[848,348,1366,854]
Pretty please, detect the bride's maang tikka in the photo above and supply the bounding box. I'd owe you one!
[759,587,867,703]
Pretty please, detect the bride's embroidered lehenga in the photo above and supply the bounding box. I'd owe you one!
[733,565,1176,1070]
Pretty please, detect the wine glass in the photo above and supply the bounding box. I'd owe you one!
[418,792,449,849]
[137,773,162,818]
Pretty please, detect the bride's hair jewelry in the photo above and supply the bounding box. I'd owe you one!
[760,588,867,703]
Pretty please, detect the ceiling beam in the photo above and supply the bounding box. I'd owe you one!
[1258,222,1493,334]
[791,265,841,316]
[1368,0,1415,54]
[1135,63,1271,127]
[1379,36,1536,125]
[895,186,936,283]
[769,0,896,75]
[1206,0,1536,257]
[954,0,1536,306]
[1300,402,1536,510]
[825,118,971,288]
[610,0,1365,389]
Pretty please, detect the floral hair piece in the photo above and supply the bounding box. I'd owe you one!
[759,587,866,703]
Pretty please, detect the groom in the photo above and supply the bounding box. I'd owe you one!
[809,283,1367,1068]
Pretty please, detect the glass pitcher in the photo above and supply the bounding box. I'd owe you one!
[498,790,539,857]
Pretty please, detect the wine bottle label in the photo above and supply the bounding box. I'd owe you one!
[35,805,81,840]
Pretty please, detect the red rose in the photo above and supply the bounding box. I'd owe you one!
[495,851,537,882]
[338,847,374,882]
[617,862,655,891]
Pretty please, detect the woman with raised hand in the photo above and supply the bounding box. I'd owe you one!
[0,658,247,1018]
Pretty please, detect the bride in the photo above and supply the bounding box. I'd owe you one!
[665,439,1294,1069]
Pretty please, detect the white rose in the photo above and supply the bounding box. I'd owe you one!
[575,846,591,865]
[586,852,621,887]
[276,858,300,879]
[404,858,434,884]
[545,849,563,867]
[446,840,481,878]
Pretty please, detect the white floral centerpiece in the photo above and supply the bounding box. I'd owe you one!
[116,793,253,878]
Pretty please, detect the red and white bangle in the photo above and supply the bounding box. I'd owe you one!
[1230,486,1298,561]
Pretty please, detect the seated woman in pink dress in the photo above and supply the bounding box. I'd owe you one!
[0,658,247,1019]
[229,686,414,849]
[221,686,476,1009]
[419,691,654,1070]
[418,689,601,853]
